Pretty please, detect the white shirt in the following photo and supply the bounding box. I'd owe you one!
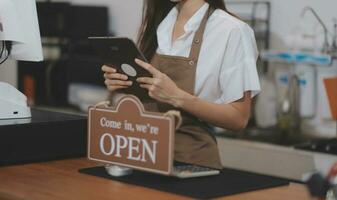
[156,3,261,104]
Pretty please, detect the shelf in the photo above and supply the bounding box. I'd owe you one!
[260,50,333,66]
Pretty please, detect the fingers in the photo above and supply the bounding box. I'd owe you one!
[140,84,158,95]
[140,84,156,99]
[105,79,132,87]
[139,84,169,101]
[135,58,160,76]
[102,65,132,92]
[102,65,116,73]
[137,77,154,85]
[104,79,132,92]
[107,85,128,92]
[104,73,128,81]
[139,84,152,90]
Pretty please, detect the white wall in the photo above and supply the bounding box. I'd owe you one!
[0,0,143,87]
[54,0,143,40]
[28,0,337,50]
[0,60,17,86]
[268,0,336,49]
[228,0,337,49]
[1,0,337,87]
[67,0,337,49]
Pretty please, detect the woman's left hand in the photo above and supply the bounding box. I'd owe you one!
[135,58,187,107]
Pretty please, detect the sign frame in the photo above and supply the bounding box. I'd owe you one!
[87,95,175,175]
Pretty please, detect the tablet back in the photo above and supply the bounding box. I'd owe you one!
[89,37,151,101]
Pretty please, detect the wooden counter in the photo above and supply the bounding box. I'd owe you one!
[0,158,311,200]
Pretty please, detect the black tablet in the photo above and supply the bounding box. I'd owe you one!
[89,37,151,101]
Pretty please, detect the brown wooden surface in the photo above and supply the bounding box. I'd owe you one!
[0,158,311,200]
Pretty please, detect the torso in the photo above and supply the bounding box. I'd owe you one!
[172,19,187,43]
[156,3,260,104]
[149,7,223,169]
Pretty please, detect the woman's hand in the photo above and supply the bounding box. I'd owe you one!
[135,59,188,107]
[135,59,252,131]
[102,65,133,92]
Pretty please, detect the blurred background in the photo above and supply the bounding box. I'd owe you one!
[0,0,337,181]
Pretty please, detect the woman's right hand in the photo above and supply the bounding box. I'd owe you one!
[102,65,133,92]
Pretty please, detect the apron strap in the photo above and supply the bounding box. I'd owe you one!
[188,7,215,64]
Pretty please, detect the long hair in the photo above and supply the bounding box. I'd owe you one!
[138,0,232,60]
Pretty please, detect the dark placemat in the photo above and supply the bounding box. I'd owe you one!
[79,166,289,199]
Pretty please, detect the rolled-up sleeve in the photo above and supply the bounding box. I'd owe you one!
[216,24,261,104]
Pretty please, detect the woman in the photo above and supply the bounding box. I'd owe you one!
[102,0,260,169]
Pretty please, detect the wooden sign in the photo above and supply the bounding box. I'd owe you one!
[88,95,175,175]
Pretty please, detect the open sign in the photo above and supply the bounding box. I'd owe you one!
[88,95,175,174]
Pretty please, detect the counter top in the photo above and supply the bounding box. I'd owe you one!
[0,158,311,200]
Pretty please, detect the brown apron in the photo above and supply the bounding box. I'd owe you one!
[148,7,223,169]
